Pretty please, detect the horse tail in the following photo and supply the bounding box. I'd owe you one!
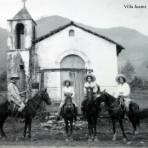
[129,102,140,126]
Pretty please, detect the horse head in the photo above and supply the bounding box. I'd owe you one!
[64,95,74,111]
[99,90,116,107]
[40,88,52,105]
[60,95,75,119]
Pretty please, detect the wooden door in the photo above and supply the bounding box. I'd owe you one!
[60,55,86,111]
[71,70,86,111]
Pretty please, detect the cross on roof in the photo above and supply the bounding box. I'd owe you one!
[22,0,27,8]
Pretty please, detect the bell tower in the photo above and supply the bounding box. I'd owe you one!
[7,0,36,50]
[7,0,36,98]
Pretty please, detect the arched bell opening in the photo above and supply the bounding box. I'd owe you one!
[15,23,25,49]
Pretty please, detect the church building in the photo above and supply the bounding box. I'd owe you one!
[7,4,124,109]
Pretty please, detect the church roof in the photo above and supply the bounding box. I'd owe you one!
[8,7,36,24]
[35,16,124,54]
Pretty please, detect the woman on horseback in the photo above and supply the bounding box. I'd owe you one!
[57,80,78,118]
[115,74,131,111]
[81,73,99,111]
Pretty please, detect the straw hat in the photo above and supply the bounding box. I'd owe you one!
[116,74,127,83]
[63,79,72,86]
[10,74,19,80]
[85,73,96,82]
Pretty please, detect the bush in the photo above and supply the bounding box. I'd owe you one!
[121,60,135,82]
[130,76,147,90]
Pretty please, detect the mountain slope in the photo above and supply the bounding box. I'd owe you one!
[103,27,148,79]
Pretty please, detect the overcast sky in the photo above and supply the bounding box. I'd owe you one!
[0,0,148,35]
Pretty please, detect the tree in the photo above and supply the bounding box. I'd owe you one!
[121,60,135,82]
[130,76,143,90]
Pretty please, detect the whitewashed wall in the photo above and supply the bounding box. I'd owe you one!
[36,25,118,98]
[7,50,30,77]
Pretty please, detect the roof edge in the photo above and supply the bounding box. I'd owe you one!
[34,21,73,43]
[7,18,37,25]
[34,21,124,53]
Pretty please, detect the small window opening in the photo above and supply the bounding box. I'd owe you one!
[20,64,24,70]
[69,29,75,37]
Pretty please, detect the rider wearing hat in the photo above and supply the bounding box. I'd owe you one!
[8,74,26,112]
[81,73,99,111]
[57,79,78,118]
[114,74,131,111]
[84,73,98,95]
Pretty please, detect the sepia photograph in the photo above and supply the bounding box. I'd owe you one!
[0,0,148,147]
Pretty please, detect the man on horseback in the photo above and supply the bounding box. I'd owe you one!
[115,74,131,112]
[57,79,78,120]
[81,73,99,114]
[8,74,26,112]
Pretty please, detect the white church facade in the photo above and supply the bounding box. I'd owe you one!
[7,6,124,108]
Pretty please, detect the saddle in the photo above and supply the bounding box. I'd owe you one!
[118,96,126,111]
[60,102,77,118]
[8,101,26,117]
[61,102,75,112]
[108,97,126,114]
[8,101,19,112]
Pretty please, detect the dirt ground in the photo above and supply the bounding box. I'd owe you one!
[0,89,148,147]
[0,116,147,147]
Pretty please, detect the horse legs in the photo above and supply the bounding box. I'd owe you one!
[88,122,91,141]
[0,121,6,138]
[94,117,98,142]
[128,103,140,136]
[65,120,69,142]
[28,118,32,139]
[112,119,117,141]
[69,119,73,141]
[130,119,137,135]
[128,114,138,136]
[119,119,128,142]
[88,120,93,142]
[23,119,27,138]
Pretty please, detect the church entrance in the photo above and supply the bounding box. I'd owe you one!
[39,54,92,112]
[60,54,87,112]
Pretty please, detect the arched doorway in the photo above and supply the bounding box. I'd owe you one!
[60,54,86,111]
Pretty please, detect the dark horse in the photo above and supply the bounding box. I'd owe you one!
[81,87,101,142]
[99,91,140,141]
[60,95,77,141]
[0,89,51,139]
